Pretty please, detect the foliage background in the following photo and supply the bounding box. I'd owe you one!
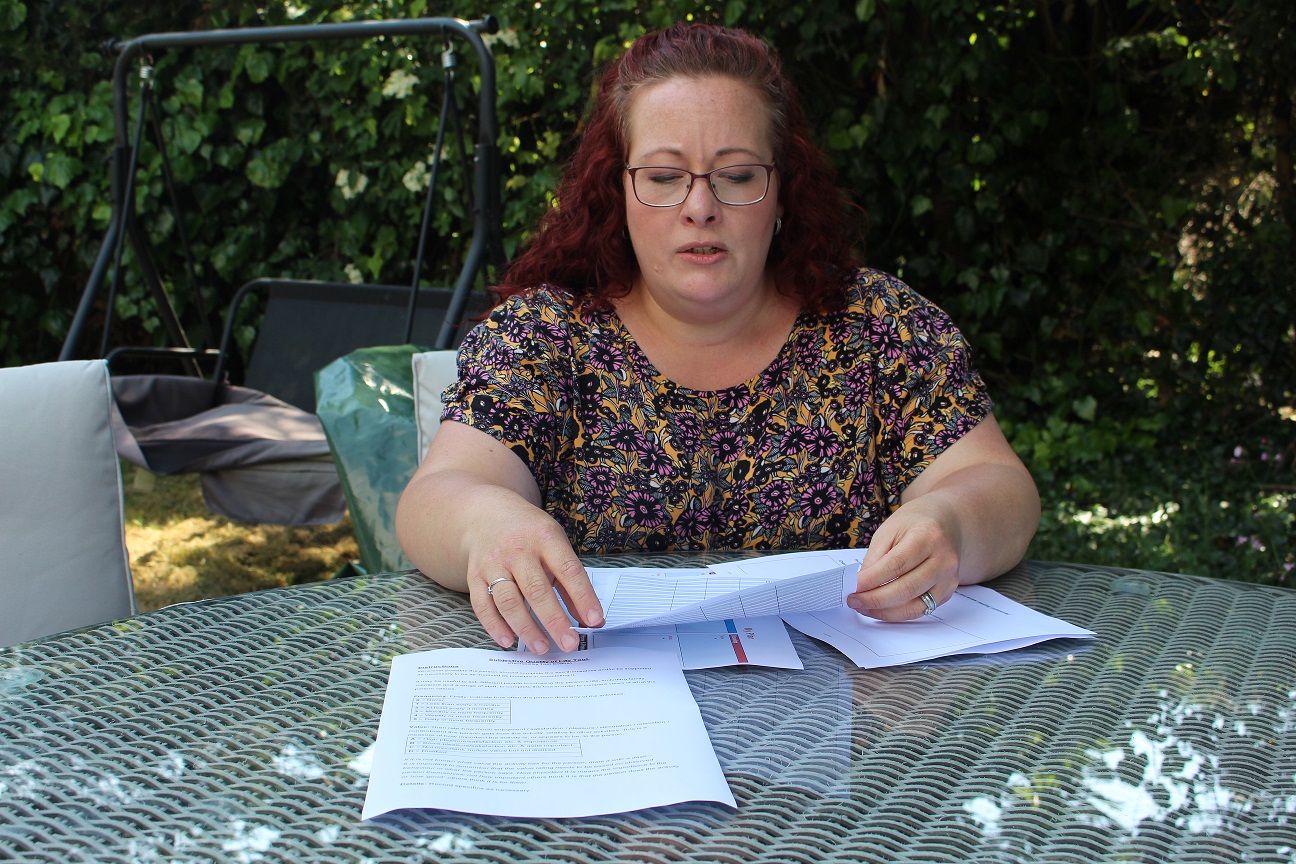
[1,0,1292,584]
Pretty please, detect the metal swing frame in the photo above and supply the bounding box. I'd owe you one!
[60,15,504,375]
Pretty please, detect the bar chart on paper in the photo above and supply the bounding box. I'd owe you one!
[526,600,802,669]
[578,618,756,668]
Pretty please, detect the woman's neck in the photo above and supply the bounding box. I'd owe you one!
[613,282,801,391]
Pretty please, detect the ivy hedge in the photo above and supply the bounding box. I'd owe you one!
[2,0,1292,580]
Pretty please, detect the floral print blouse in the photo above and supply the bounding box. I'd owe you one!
[441,268,992,553]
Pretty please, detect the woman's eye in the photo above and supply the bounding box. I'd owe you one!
[647,170,686,185]
[718,169,755,184]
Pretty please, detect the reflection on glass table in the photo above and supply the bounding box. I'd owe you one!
[1,558,1293,863]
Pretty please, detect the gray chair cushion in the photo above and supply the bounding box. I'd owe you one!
[0,360,135,646]
[412,349,460,463]
[200,455,346,526]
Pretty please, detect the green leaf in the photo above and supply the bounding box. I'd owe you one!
[723,0,746,27]
[172,75,203,108]
[1159,194,1191,228]
[47,114,71,143]
[173,124,203,155]
[245,50,276,84]
[235,118,266,146]
[827,127,854,150]
[246,139,302,189]
[0,0,26,31]
[1073,396,1097,423]
[855,0,876,22]
[924,104,950,129]
[910,195,933,217]
[967,137,996,164]
[42,152,80,188]
[0,188,37,226]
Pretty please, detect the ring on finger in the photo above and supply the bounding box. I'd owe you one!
[486,576,514,596]
[919,591,937,616]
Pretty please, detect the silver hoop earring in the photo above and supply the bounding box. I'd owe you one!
[774,217,783,236]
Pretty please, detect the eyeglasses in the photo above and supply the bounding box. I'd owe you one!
[625,163,776,207]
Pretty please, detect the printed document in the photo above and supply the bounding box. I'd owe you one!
[361,646,735,819]
[583,558,854,631]
[782,585,1095,668]
[521,613,803,670]
[580,550,1093,669]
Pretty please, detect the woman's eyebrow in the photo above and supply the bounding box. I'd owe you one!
[632,145,765,163]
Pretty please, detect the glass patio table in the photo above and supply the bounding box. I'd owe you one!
[2,557,1293,863]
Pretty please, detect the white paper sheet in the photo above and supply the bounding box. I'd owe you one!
[710,548,866,579]
[781,584,1096,668]
[522,614,803,670]
[361,647,736,819]
[583,557,855,631]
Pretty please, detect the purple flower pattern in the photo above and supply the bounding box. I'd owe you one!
[441,269,992,553]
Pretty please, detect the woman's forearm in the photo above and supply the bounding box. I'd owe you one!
[916,461,1041,584]
[395,469,548,591]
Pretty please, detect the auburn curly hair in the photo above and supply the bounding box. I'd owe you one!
[495,22,863,313]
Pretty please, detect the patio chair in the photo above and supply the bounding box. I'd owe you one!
[107,282,484,524]
[56,16,502,525]
[0,360,136,647]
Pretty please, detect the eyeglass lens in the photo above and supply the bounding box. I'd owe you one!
[631,164,771,207]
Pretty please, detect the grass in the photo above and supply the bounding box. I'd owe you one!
[122,463,359,612]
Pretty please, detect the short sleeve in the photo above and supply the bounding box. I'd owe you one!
[440,290,575,488]
[861,272,993,498]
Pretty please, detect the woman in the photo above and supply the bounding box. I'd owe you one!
[396,23,1040,655]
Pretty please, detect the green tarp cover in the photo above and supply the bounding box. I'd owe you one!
[315,344,423,574]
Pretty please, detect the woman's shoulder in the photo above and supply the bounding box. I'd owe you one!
[478,285,584,336]
[491,284,578,319]
[464,284,618,361]
[836,267,956,321]
[840,267,925,310]
[813,268,966,351]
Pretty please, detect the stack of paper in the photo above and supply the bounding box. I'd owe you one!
[564,549,1094,670]
[361,647,734,820]
[363,549,1094,820]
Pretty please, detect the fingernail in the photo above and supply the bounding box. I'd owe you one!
[560,632,578,652]
[497,634,514,649]
[846,597,862,612]
[531,639,549,655]
[585,608,604,627]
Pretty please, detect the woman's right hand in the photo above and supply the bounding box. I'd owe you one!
[460,486,604,653]
[395,420,604,654]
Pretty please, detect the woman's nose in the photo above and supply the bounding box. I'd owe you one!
[680,179,720,223]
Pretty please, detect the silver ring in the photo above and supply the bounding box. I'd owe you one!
[920,591,937,616]
[486,577,514,596]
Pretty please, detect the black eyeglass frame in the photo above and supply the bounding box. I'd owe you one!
[624,163,777,207]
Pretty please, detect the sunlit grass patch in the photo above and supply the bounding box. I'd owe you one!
[121,463,360,612]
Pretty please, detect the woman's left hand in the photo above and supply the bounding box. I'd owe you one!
[846,414,1041,620]
[847,495,962,621]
